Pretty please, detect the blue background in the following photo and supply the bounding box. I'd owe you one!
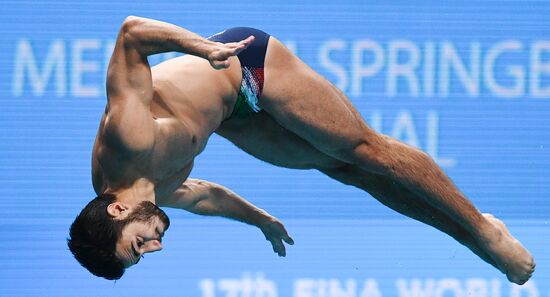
[0,1,549,296]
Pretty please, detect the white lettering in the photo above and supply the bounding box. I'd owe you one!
[72,39,101,97]
[426,111,456,167]
[219,279,242,297]
[351,40,384,96]
[423,42,436,97]
[199,273,277,297]
[200,279,217,297]
[255,273,278,297]
[510,280,539,297]
[367,110,456,168]
[295,278,381,297]
[329,279,356,297]
[490,279,501,297]
[359,279,382,297]
[12,38,550,100]
[390,111,419,148]
[295,278,316,297]
[320,39,348,91]
[465,279,487,297]
[396,278,503,297]
[530,41,550,98]
[12,39,66,97]
[434,279,463,297]
[387,40,420,97]
[439,42,481,97]
[396,278,436,297]
[484,40,525,98]
[103,39,116,87]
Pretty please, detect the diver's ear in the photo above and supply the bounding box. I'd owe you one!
[107,202,129,218]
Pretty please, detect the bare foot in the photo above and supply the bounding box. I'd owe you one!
[477,213,536,285]
[452,230,500,271]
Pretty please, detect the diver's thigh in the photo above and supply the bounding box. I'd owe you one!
[261,37,380,157]
[216,112,342,170]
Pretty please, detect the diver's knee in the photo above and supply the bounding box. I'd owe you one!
[347,136,394,173]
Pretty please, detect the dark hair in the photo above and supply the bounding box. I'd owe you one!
[67,193,127,280]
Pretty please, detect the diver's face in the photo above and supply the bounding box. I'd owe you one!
[114,202,170,268]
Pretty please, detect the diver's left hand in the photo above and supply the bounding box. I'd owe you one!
[259,216,294,257]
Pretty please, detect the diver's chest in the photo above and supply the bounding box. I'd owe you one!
[147,134,198,179]
[151,161,194,197]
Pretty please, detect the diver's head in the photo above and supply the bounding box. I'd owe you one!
[68,194,170,279]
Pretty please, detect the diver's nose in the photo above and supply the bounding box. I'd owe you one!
[151,239,162,251]
[144,239,163,253]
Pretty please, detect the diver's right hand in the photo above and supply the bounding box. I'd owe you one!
[207,35,255,69]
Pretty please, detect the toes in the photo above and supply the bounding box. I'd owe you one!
[507,269,534,285]
[510,275,528,285]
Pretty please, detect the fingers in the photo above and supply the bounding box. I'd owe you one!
[241,35,255,46]
[212,46,240,67]
[211,59,230,70]
[269,238,286,257]
[265,231,287,257]
[232,35,255,49]
[218,60,230,69]
[267,233,293,256]
[283,235,294,245]
[232,35,255,55]
[277,224,294,245]
[260,218,293,257]
[209,35,255,70]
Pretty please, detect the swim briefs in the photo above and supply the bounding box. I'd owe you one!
[208,27,270,119]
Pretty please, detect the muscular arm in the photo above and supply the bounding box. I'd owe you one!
[160,179,294,256]
[108,16,255,100]
[116,16,236,62]
[163,178,268,224]
[104,16,254,150]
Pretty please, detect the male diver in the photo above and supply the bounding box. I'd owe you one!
[68,16,535,284]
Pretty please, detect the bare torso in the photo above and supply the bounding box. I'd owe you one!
[92,55,242,199]
[92,35,342,202]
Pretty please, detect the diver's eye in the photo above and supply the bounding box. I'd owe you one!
[137,238,144,247]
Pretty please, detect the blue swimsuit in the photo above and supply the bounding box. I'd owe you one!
[208,27,270,118]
